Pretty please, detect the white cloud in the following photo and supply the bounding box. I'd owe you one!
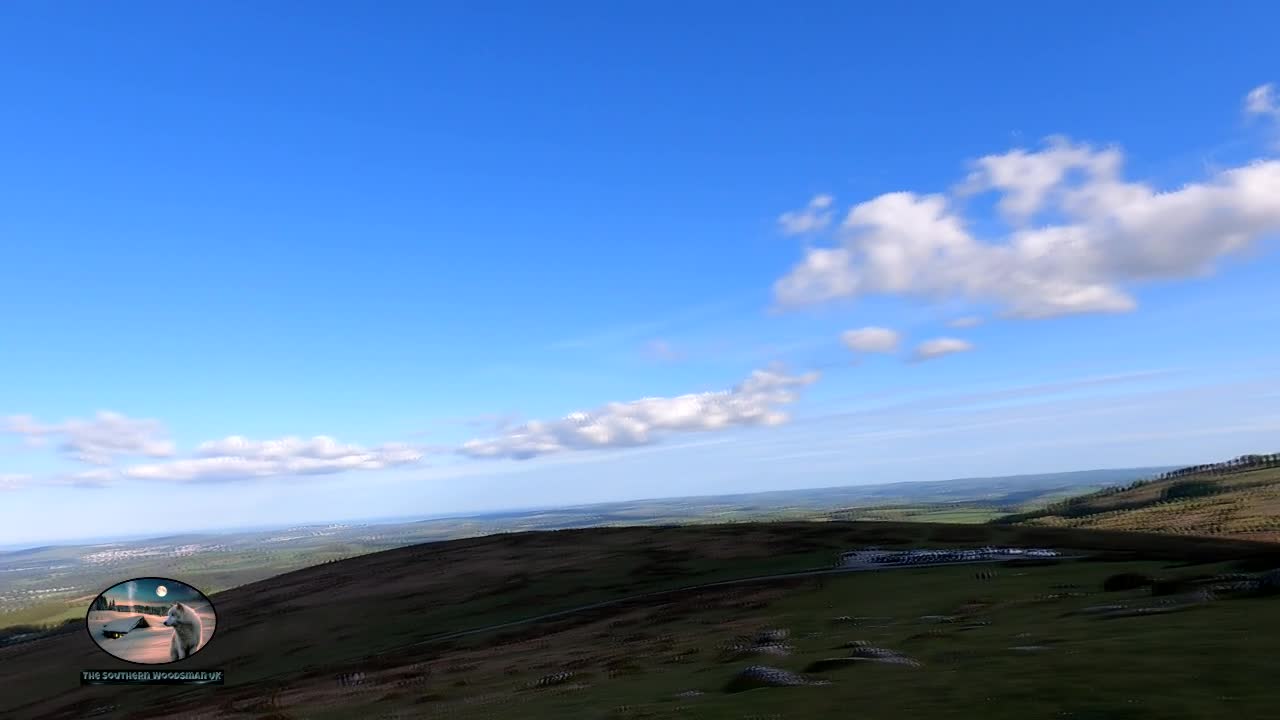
[3,411,175,465]
[840,326,900,354]
[459,366,820,460]
[959,135,1124,222]
[60,469,117,488]
[120,436,425,483]
[1247,83,1280,149]
[1245,83,1278,118]
[911,337,974,362]
[5,420,427,485]
[772,98,1280,320]
[778,194,835,235]
[947,315,984,328]
[0,474,30,491]
[642,339,684,362]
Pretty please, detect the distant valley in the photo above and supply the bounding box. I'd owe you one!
[0,466,1166,631]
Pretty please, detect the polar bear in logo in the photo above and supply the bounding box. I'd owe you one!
[163,602,203,661]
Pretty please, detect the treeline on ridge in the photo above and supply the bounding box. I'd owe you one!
[992,453,1280,525]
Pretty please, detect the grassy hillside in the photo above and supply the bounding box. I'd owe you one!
[0,468,1157,633]
[4,521,1280,719]
[999,454,1280,541]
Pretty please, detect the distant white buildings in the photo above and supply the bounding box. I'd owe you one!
[838,546,1059,568]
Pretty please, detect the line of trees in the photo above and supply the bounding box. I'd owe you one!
[1080,452,1280,498]
[992,451,1280,525]
[1153,454,1280,481]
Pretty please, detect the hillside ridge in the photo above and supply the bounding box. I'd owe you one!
[998,453,1280,540]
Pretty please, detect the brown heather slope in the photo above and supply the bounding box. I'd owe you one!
[1000,454,1280,541]
[4,521,1280,719]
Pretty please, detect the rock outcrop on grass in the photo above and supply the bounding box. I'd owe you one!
[718,641,792,661]
[808,645,923,671]
[755,628,790,643]
[718,628,794,661]
[529,671,576,689]
[672,690,704,699]
[723,665,828,693]
[847,645,922,666]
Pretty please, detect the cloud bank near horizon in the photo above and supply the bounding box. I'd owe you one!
[2,366,821,485]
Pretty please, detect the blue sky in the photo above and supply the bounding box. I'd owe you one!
[100,578,205,606]
[2,2,1279,546]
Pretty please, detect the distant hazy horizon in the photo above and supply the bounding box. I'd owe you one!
[0,463,1181,551]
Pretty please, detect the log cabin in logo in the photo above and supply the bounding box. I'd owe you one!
[99,615,151,639]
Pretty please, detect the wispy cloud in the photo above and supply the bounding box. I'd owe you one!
[641,339,685,363]
[911,337,974,362]
[741,375,1280,466]
[778,194,835,235]
[459,365,820,460]
[121,436,425,483]
[5,424,432,487]
[947,315,984,329]
[840,326,901,354]
[1246,82,1280,148]
[800,369,1179,420]
[1245,83,1278,118]
[3,411,175,465]
[546,298,743,351]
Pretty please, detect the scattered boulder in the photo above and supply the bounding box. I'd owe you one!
[755,628,790,643]
[1067,604,1130,616]
[336,672,367,687]
[673,690,704,699]
[849,645,901,659]
[530,671,576,689]
[859,654,923,667]
[718,639,793,662]
[830,615,891,625]
[723,666,828,693]
[751,643,793,657]
[1098,605,1197,619]
[1206,580,1261,597]
[843,645,924,666]
[1205,573,1256,583]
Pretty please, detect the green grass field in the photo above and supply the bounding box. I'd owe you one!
[6,521,1279,720]
[300,559,1280,720]
[0,504,1007,634]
